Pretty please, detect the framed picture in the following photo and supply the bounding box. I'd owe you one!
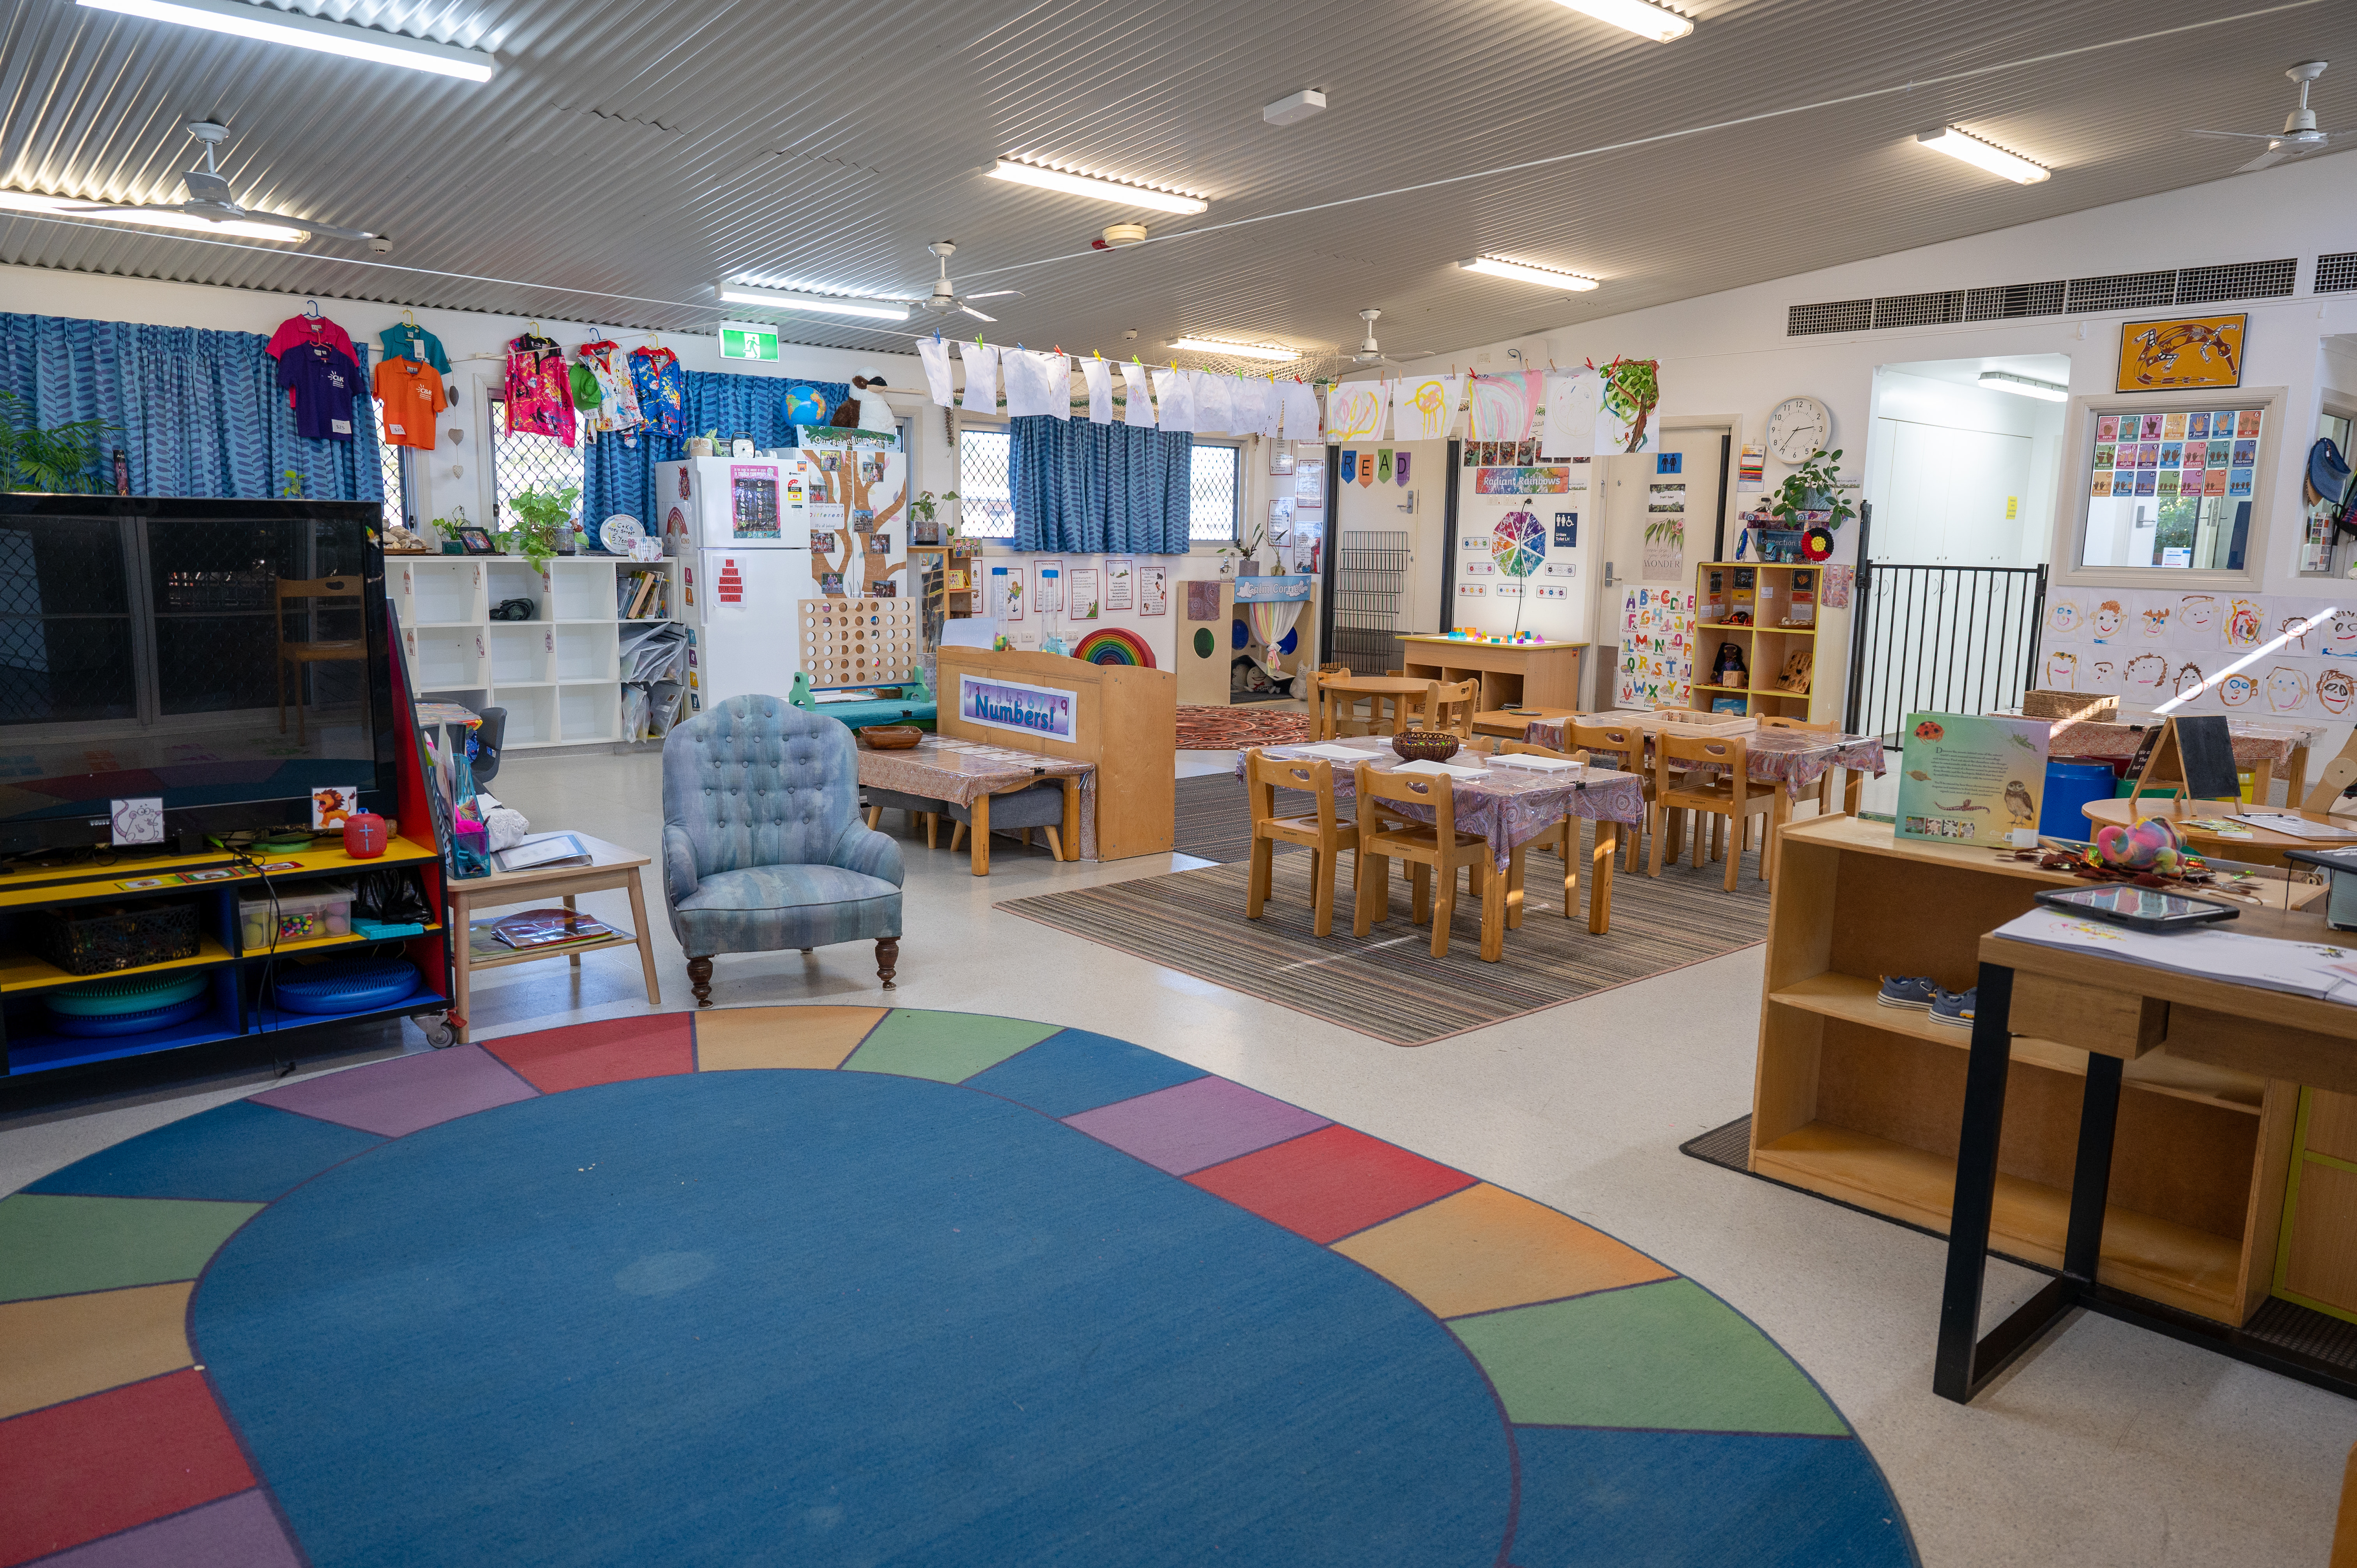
[2116,313,2245,393]
[457,527,497,554]
[1269,440,1295,477]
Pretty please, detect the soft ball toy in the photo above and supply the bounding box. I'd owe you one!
[2094,814,2182,872]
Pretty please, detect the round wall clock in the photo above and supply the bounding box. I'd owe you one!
[1765,396,1832,465]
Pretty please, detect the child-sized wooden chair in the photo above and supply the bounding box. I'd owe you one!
[1352,762,1498,959]
[1756,714,1840,816]
[1652,732,1772,891]
[1314,666,1371,740]
[1417,678,1480,738]
[1491,740,1597,930]
[1572,719,1652,873]
[1244,749,1357,937]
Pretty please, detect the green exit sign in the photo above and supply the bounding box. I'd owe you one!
[719,321,779,361]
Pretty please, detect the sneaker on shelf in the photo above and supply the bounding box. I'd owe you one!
[1929,987,1977,1027]
[1876,975,1938,1011]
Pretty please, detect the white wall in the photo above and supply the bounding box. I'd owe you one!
[1391,150,2357,736]
[1866,368,2064,566]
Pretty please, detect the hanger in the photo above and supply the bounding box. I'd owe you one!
[303,298,320,319]
[401,308,418,328]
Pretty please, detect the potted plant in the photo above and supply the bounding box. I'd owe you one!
[1224,521,1269,576]
[0,391,113,491]
[1765,449,1856,529]
[910,489,958,546]
[504,486,580,571]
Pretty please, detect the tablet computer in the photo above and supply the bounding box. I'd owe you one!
[2032,884,2240,932]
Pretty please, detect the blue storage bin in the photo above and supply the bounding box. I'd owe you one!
[2039,760,2118,839]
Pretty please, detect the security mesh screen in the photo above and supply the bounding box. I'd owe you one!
[958,428,1015,538]
[1190,443,1241,542]
[489,398,586,530]
[374,400,408,530]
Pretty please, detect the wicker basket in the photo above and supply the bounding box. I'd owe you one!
[1391,730,1463,763]
[30,900,200,976]
[858,726,925,750]
[2021,689,2118,722]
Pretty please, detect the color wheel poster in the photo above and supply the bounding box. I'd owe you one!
[1894,713,2047,848]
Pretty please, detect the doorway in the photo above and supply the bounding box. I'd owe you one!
[1865,355,2069,567]
[1594,421,1729,708]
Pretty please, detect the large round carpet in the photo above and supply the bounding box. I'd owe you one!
[0,1006,1917,1566]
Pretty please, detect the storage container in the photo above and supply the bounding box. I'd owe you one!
[239,883,355,950]
[30,899,200,975]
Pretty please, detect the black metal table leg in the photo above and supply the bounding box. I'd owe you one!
[2062,1052,2124,1285]
[1934,961,2016,1402]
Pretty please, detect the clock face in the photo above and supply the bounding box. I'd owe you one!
[1766,396,1832,464]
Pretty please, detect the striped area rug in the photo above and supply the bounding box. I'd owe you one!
[999,831,1771,1045]
[1173,775,1304,865]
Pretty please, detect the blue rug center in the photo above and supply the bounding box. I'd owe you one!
[193,1070,1512,1566]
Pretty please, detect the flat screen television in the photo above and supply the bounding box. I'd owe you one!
[0,495,397,855]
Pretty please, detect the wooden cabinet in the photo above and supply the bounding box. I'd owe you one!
[1750,814,2298,1324]
[1693,561,1816,720]
[2278,1089,2357,1324]
[1395,634,1585,712]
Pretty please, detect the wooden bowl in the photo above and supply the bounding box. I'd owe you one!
[1391,729,1462,763]
[859,726,925,750]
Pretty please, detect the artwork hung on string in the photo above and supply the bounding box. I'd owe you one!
[1467,372,1542,441]
[1391,374,1462,442]
[1538,367,1598,461]
[1326,381,1387,441]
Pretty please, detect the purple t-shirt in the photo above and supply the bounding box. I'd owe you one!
[278,344,363,441]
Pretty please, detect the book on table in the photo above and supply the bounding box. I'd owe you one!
[492,833,592,872]
[483,906,616,951]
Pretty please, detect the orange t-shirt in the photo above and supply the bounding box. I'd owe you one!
[371,358,446,449]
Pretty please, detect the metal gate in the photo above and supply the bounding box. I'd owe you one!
[1327,530,1409,675]
[1844,560,2048,747]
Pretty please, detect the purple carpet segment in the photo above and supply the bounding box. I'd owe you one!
[39,1490,303,1568]
[251,1045,537,1138]
[1064,1075,1329,1176]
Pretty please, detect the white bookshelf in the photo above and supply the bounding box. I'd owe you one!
[391,554,662,750]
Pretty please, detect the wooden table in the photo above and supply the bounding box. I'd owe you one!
[2039,716,2323,807]
[447,833,660,1042]
[856,734,1092,877]
[1315,675,1434,738]
[1939,906,2357,1405]
[1472,706,1580,739]
[1396,633,1587,712]
[2080,796,2357,868]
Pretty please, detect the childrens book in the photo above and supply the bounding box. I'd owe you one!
[1895,713,2048,849]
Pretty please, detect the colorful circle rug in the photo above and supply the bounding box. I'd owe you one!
[0,1007,1917,1567]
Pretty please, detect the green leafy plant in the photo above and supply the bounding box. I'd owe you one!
[0,389,113,492]
[504,486,580,570]
[1765,448,1856,529]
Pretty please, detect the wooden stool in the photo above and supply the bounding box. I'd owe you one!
[1353,762,1498,960]
[1243,749,1357,937]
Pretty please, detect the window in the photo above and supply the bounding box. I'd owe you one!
[958,426,1014,539]
[488,397,586,530]
[1189,441,1242,543]
[2078,401,2268,573]
[372,399,408,530]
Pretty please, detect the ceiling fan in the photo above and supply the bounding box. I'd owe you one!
[61,121,384,247]
[1349,309,1435,368]
[2189,61,2356,172]
[887,241,1023,322]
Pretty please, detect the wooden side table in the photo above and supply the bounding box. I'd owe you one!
[447,833,661,1040]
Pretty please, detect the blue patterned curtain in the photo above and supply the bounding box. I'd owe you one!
[0,311,382,501]
[1010,416,1192,554]
[581,372,849,532]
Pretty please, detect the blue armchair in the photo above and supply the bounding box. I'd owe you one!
[660,695,905,1003]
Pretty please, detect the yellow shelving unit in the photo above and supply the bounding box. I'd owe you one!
[1692,562,1820,720]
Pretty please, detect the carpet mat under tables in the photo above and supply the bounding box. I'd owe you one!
[1172,773,1300,865]
[1001,832,1773,1046]
[1175,705,1312,750]
[1,1007,1917,1568]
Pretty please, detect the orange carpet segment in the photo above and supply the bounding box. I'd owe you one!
[0,1368,254,1566]
[1331,1182,1676,1320]
[1186,1125,1478,1244]
[0,1284,194,1421]
[481,1014,696,1093]
[692,1005,888,1072]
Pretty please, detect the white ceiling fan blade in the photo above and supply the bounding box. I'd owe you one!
[2185,129,2279,141]
[2236,148,2291,172]
[248,210,372,242]
[963,289,1023,300]
[58,201,190,215]
[959,304,997,323]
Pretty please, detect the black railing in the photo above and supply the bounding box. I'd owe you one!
[1845,560,2048,747]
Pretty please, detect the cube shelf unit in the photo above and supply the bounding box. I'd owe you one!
[1693,561,1818,719]
[1751,815,2297,1326]
[392,554,657,749]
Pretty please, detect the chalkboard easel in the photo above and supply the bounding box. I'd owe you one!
[2132,715,2242,805]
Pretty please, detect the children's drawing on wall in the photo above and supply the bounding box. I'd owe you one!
[2220,672,2257,706]
[2173,662,2205,699]
[2266,664,2310,712]
[2177,594,2218,636]
[2091,660,2117,690]
[2122,652,2170,695]
[2047,598,2082,637]
[2138,603,2170,639]
[2044,650,2079,689]
[2327,609,2357,657]
[2320,667,2356,714]
[2226,598,2263,648]
[2092,600,2124,643]
[2279,615,2313,653]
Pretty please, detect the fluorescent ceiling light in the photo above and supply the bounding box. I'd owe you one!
[76,0,495,81]
[988,160,1207,215]
[717,286,908,322]
[0,188,304,242]
[1169,337,1298,362]
[1979,370,2069,401]
[1915,127,2048,184]
[1458,256,1600,291]
[1548,0,1692,42]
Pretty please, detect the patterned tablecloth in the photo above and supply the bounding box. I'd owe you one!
[1520,719,1887,799]
[858,735,1099,860]
[1242,736,1646,872]
[2042,718,2321,768]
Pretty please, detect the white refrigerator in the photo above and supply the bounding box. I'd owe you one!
[656,445,910,712]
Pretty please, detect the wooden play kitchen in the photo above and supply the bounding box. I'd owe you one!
[1751,813,2345,1349]
[1394,633,1586,713]
[1693,562,1820,719]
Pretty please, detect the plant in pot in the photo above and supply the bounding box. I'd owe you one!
[1765,449,1856,529]
[0,391,113,492]
[504,486,580,571]
[910,489,959,545]
[1223,521,1269,576]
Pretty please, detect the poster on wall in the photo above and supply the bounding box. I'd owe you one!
[1105,557,1135,611]
[1294,461,1324,509]
[2116,313,2245,393]
[959,674,1075,743]
[989,564,1026,622]
[1140,567,1168,615]
[1614,586,1696,710]
[1894,714,2047,848]
[1068,568,1101,620]
[2031,590,2356,719]
[1035,559,1064,615]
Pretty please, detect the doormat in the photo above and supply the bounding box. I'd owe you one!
[999,835,1770,1047]
[1177,705,1313,751]
[1174,774,1301,865]
[1678,1113,2357,1378]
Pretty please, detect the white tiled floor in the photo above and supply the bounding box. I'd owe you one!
[5,742,2353,1567]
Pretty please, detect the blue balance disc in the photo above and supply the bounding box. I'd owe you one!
[271,958,421,1016]
[46,971,211,1017]
[49,993,209,1037]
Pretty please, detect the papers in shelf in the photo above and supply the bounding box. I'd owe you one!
[1993,908,2357,1003]
[2228,813,2357,841]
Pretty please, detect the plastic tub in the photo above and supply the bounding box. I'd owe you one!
[2040,761,2119,839]
[239,883,355,951]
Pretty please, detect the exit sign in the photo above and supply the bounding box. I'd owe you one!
[719,320,779,362]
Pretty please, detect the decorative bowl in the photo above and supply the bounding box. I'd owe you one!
[1391,729,1462,763]
[859,726,925,750]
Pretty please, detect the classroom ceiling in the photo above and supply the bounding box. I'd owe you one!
[0,0,2352,369]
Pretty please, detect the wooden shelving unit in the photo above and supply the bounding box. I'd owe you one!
[1749,814,2294,1325]
[1693,562,1818,720]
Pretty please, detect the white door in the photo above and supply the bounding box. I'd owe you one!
[1592,426,1726,705]
[1866,418,2034,565]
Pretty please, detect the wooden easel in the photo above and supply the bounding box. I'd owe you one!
[2131,715,2240,807]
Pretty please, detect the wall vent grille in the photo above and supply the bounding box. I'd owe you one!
[2173,258,2296,305]
[2318,252,2357,294]
[2065,270,2179,314]
[1872,290,1963,329]
[1964,280,2065,320]
[1787,299,1873,336]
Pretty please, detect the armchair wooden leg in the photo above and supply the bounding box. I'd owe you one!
[866,806,882,829]
[875,937,898,989]
[687,956,714,1007]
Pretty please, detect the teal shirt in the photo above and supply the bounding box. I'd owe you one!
[378,325,451,374]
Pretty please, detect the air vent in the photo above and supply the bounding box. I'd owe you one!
[2174,258,2296,304]
[1873,290,1963,329]
[2065,270,2178,314]
[1787,299,1873,336]
[1964,280,2064,320]
[2319,252,2357,294]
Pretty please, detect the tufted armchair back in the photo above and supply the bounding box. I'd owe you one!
[663,695,860,882]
